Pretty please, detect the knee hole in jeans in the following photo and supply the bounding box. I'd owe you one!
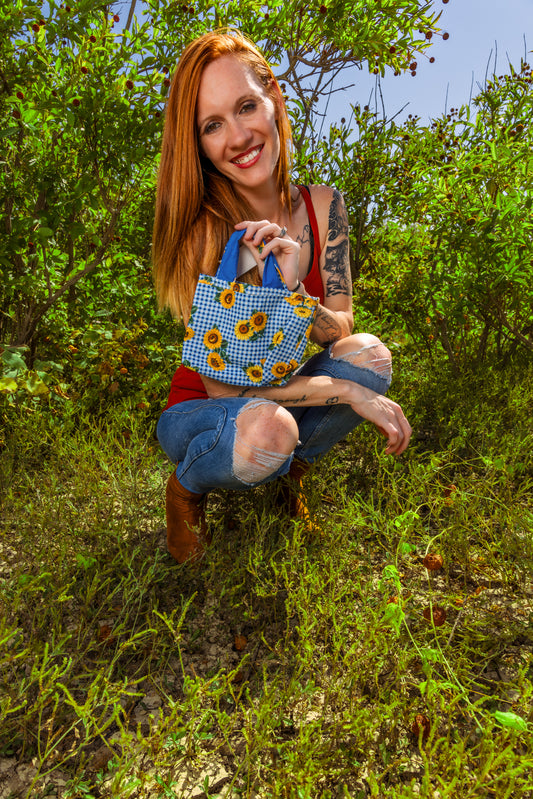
[332,334,392,380]
[232,400,298,486]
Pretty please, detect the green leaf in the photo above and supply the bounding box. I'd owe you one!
[493,711,528,732]
[1,349,27,371]
[0,377,18,393]
[23,372,49,396]
[36,227,54,239]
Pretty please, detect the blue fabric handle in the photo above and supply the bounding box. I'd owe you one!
[215,229,287,290]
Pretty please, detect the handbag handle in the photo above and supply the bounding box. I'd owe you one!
[215,229,287,290]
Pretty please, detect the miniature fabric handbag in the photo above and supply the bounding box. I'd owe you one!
[181,229,319,386]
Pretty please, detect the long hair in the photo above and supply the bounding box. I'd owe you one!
[152,29,293,320]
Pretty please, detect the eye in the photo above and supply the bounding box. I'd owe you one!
[202,120,221,135]
[240,100,257,114]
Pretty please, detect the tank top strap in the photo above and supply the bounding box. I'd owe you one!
[297,185,324,304]
[297,185,322,259]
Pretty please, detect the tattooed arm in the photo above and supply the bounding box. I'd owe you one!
[200,372,411,456]
[305,186,354,346]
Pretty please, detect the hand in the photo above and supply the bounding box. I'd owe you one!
[349,385,412,456]
[235,220,300,290]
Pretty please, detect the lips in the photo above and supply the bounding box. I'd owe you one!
[231,144,263,167]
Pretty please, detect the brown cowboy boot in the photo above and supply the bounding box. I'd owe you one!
[277,458,320,530]
[165,471,210,564]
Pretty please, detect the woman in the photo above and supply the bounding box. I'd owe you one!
[153,30,411,564]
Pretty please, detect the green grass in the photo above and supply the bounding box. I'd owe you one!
[1,360,532,798]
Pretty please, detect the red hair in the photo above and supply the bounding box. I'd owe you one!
[152,30,293,320]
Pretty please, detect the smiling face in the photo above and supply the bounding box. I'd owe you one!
[196,54,281,201]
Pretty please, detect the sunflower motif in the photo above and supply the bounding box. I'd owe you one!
[250,311,267,332]
[288,359,299,373]
[293,305,313,318]
[303,296,316,308]
[285,293,302,306]
[218,288,236,309]
[203,328,223,349]
[230,281,246,293]
[246,364,263,383]
[207,352,226,371]
[234,320,254,340]
[271,361,290,378]
[271,330,284,346]
[184,326,195,341]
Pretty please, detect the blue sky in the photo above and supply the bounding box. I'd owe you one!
[326,0,532,125]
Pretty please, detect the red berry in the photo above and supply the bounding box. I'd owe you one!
[65,5,71,11]
[81,66,88,74]
[319,4,327,12]
[73,98,80,107]
[389,45,396,53]
[442,32,449,40]
[125,79,134,89]
[113,14,120,22]
[89,34,97,42]
[430,57,435,63]
[426,31,432,39]
[32,23,40,32]
[12,109,21,119]
[16,90,24,100]
[163,78,170,87]
[410,62,417,69]
[51,89,57,97]
[162,66,169,74]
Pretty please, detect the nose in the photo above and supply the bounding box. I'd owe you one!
[228,117,252,149]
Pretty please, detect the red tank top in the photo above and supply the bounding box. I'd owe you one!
[165,186,324,408]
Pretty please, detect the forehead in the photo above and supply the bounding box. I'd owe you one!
[196,55,268,119]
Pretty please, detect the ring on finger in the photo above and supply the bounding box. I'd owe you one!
[279,226,287,238]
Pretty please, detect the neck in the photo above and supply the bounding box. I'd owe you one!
[237,181,289,226]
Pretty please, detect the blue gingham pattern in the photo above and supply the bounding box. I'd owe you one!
[181,231,318,387]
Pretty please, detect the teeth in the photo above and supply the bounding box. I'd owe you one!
[233,146,261,165]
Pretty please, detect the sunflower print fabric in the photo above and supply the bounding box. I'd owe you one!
[182,273,319,387]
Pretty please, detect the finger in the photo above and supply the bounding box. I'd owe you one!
[385,416,411,455]
[259,236,298,259]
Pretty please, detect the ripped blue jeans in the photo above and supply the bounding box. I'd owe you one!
[156,340,392,494]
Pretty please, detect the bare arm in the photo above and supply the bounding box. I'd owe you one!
[201,372,411,456]
[306,187,353,346]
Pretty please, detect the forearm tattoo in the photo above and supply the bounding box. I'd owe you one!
[324,190,351,298]
[315,306,343,342]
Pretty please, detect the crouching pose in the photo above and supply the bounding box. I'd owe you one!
[152,30,412,563]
